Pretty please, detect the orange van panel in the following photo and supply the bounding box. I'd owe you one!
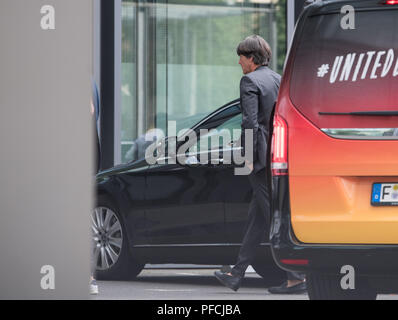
[281,97,398,244]
[290,176,398,244]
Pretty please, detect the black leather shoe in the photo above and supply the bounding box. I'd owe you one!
[214,270,242,292]
[268,281,307,294]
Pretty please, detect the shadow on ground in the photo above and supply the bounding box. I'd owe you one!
[133,273,283,289]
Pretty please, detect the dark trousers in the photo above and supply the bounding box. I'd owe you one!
[232,168,305,282]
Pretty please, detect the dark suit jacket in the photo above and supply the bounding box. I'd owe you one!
[239,65,281,173]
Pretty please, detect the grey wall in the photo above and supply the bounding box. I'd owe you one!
[0,0,93,299]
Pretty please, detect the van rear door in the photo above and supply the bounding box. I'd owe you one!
[287,3,398,244]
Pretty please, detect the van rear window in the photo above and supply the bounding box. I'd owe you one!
[290,9,398,129]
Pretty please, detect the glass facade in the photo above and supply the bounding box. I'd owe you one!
[121,0,287,163]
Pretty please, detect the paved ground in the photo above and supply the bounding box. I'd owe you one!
[90,268,398,300]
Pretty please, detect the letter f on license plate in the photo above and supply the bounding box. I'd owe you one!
[372,183,398,206]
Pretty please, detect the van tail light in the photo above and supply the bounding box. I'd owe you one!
[271,114,288,176]
[383,0,398,4]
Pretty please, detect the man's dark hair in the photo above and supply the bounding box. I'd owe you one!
[236,35,272,66]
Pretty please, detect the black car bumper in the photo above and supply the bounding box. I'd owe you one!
[270,176,398,277]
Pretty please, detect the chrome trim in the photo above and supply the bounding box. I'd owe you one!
[322,128,398,140]
[319,111,398,116]
[157,147,243,163]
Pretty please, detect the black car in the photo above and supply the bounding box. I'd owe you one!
[93,99,284,283]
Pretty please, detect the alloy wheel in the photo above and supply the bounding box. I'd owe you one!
[91,207,123,271]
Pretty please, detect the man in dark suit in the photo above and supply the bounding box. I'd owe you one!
[214,35,306,294]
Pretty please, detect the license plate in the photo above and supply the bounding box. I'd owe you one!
[371,183,398,206]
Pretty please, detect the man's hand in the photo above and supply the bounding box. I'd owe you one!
[245,159,253,171]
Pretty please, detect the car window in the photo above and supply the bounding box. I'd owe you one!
[290,9,398,129]
[191,111,242,153]
[196,105,240,130]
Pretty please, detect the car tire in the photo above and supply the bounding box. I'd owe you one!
[252,261,286,286]
[92,196,145,281]
[307,272,377,300]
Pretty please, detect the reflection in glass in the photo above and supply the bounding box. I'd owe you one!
[121,0,286,163]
